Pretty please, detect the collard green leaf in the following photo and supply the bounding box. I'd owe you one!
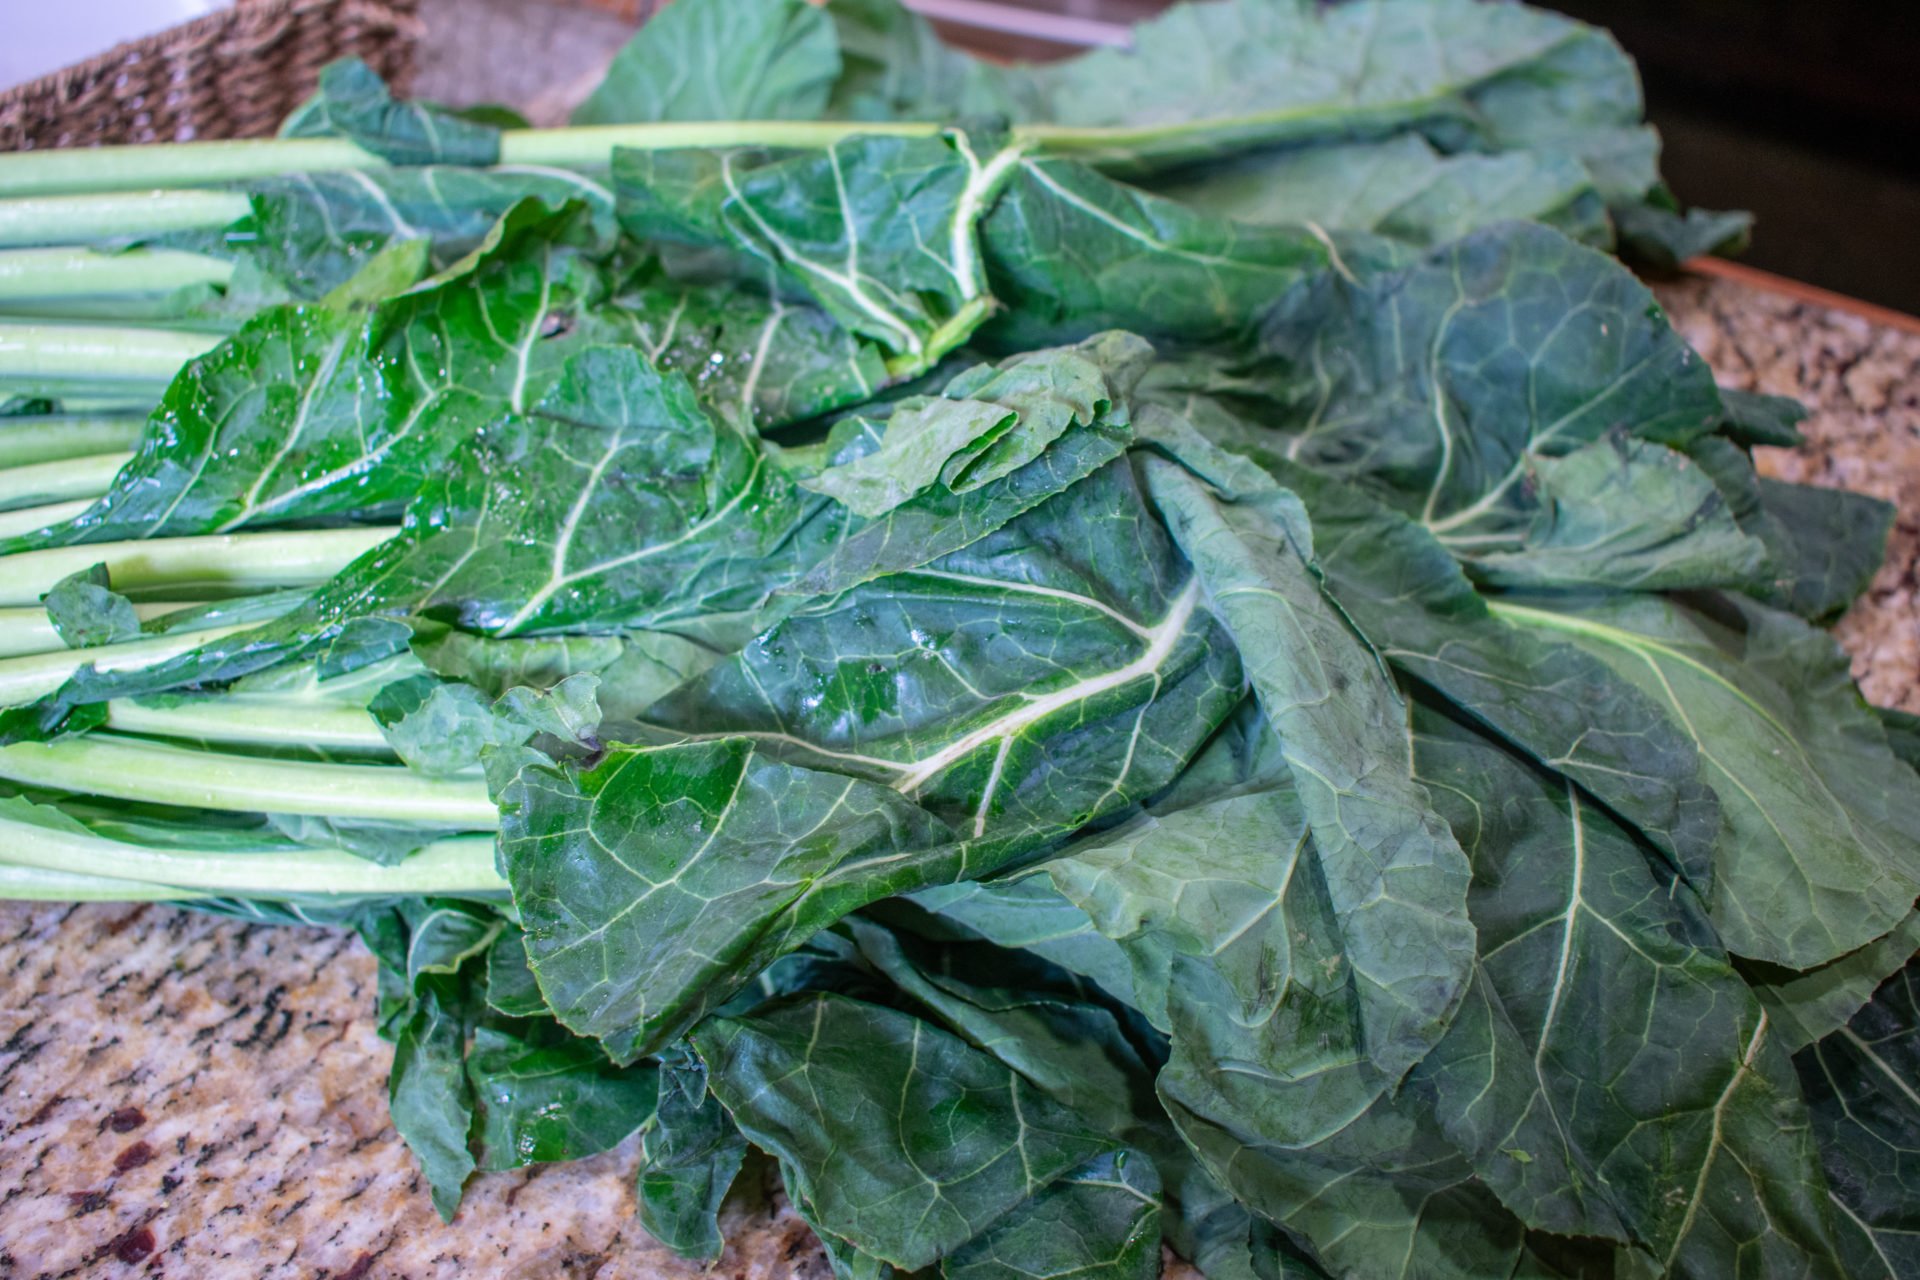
[389,973,478,1221]
[1752,913,1920,1054]
[573,0,840,126]
[41,563,140,648]
[1143,458,1474,1082]
[221,165,617,299]
[615,132,1017,372]
[1413,704,1842,1259]
[1255,222,1724,545]
[823,0,1012,123]
[636,1043,749,1261]
[907,876,1141,1012]
[995,0,1654,194]
[415,627,717,714]
[484,927,548,1019]
[583,275,888,430]
[1720,388,1808,449]
[10,203,599,553]
[648,459,1240,861]
[493,672,602,747]
[798,331,1146,517]
[1247,458,1721,884]
[281,58,501,166]
[693,992,1114,1270]
[1752,477,1894,623]
[1149,135,1609,249]
[499,735,950,1063]
[1463,434,1770,592]
[1493,592,1920,969]
[979,156,1329,350]
[1613,200,1754,273]
[1795,958,1920,1279]
[369,674,530,776]
[465,1024,657,1173]
[940,1151,1160,1280]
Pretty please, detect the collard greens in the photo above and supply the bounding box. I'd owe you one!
[0,0,1911,1276]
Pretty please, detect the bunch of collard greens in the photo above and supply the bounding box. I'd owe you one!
[0,0,1915,1276]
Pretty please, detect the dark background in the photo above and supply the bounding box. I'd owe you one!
[937,0,1920,314]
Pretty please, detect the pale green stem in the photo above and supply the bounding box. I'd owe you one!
[0,525,390,605]
[0,815,506,896]
[104,695,394,754]
[0,452,125,509]
[0,190,253,249]
[0,623,257,705]
[0,861,206,902]
[0,734,497,827]
[0,122,946,199]
[0,323,219,389]
[0,498,89,538]
[0,415,146,470]
[0,247,235,302]
[0,601,202,659]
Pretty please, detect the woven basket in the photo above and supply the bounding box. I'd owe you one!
[0,0,423,153]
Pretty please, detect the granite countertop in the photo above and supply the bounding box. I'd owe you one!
[2,271,1916,1278]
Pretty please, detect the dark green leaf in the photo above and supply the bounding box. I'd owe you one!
[1493,592,1920,969]
[465,1024,657,1172]
[1795,958,1920,1279]
[388,973,477,1221]
[282,58,501,166]
[635,1042,749,1261]
[574,0,840,125]
[499,735,950,1063]
[1149,136,1609,249]
[369,674,530,776]
[41,563,140,648]
[940,1151,1160,1280]
[1719,388,1808,449]
[693,992,1113,1270]
[1143,458,1474,1082]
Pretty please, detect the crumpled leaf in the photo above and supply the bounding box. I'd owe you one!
[1463,433,1770,592]
[692,991,1115,1270]
[799,331,1146,516]
[41,563,140,649]
[465,1024,657,1173]
[635,1042,749,1261]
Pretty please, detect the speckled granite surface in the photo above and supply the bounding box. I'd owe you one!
[1,273,1914,1277]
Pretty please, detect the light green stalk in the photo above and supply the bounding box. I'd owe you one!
[0,601,203,659]
[0,452,124,509]
[0,246,235,303]
[0,498,89,539]
[0,623,258,704]
[0,816,506,897]
[0,734,497,827]
[0,415,146,470]
[0,862,206,902]
[104,695,395,753]
[0,525,389,605]
[0,190,253,249]
[0,121,947,199]
[0,323,220,394]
